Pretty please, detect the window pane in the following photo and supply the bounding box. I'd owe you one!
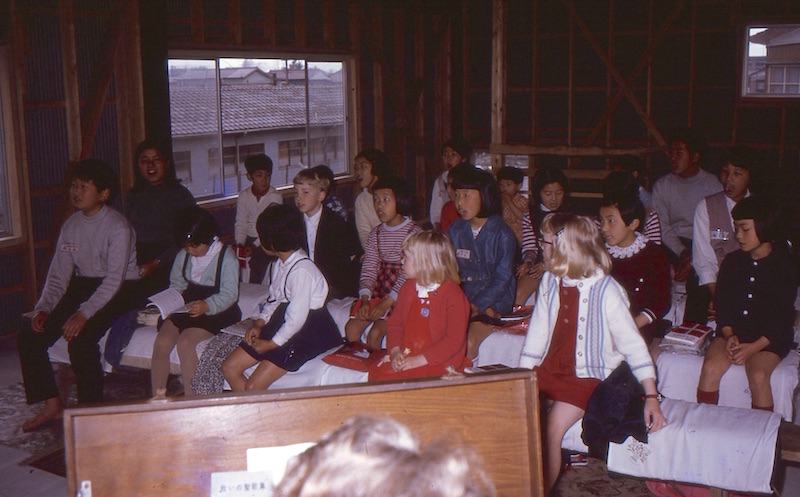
[168,59,221,198]
[770,66,785,83]
[788,67,800,82]
[307,62,346,176]
[744,25,800,97]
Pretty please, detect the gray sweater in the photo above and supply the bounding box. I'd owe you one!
[651,169,721,257]
[35,205,139,319]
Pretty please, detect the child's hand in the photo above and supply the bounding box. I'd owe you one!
[252,338,277,354]
[644,398,667,433]
[529,262,544,279]
[729,341,761,365]
[368,297,393,321]
[31,311,48,332]
[390,347,407,371]
[186,300,209,317]
[245,325,261,347]
[243,244,254,257]
[62,311,87,340]
[724,335,740,362]
[356,296,372,320]
[402,354,428,370]
[484,308,500,319]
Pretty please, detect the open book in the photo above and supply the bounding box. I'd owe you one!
[221,318,259,337]
[147,288,190,320]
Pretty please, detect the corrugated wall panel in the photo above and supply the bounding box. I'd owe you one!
[22,14,64,103]
[25,107,70,190]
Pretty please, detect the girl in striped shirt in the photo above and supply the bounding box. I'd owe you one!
[345,176,421,350]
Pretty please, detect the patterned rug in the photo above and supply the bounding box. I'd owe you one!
[554,457,653,496]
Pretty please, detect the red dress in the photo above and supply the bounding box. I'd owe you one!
[368,280,470,381]
[535,284,600,409]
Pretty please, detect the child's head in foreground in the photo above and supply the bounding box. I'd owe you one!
[257,203,305,254]
[401,230,461,287]
[275,415,495,497]
[244,154,274,194]
[293,169,328,215]
[731,196,778,253]
[69,158,119,214]
[372,175,414,224]
[133,139,178,189]
[542,212,612,279]
[598,192,646,248]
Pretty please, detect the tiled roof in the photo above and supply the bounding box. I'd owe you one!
[170,84,344,136]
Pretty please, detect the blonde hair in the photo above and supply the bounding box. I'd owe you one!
[542,213,612,279]
[293,168,330,192]
[402,230,460,286]
[275,415,495,497]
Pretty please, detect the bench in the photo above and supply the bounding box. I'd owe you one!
[63,369,545,497]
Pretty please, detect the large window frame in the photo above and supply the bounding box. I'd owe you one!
[0,44,25,248]
[167,52,358,202]
[741,23,800,99]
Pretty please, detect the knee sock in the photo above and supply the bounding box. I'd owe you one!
[752,403,773,412]
[696,388,719,405]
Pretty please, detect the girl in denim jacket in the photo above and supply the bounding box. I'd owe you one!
[446,167,516,361]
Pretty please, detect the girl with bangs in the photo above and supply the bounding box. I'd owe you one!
[368,231,470,381]
[519,213,666,494]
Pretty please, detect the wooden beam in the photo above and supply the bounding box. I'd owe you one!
[490,143,661,156]
[79,7,126,160]
[58,0,81,161]
[414,13,426,218]
[491,0,506,171]
[264,0,276,47]
[230,0,241,45]
[294,0,306,48]
[321,0,334,47]
[115,0,145,195]
[370,4,384,149]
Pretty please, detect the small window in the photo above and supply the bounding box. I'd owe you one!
[167,56,352,200]
[0,45,23,247]
[743,24,800,97]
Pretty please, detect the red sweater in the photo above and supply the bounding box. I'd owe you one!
[386,278,470,367]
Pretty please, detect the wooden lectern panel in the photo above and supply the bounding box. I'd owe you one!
[64,370,543,496]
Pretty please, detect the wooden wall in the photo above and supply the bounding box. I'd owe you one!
[2,0,799,334]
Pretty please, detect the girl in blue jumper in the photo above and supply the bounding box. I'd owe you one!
[446,167,516,360]
[151,207,241,396]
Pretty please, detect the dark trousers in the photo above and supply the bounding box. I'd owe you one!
[18,276,137,404]
[246,236,274,285]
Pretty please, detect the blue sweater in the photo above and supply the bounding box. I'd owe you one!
[447,215,516,314]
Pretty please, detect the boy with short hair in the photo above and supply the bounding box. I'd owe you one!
[293,168,362,300]
[496,166,527,243]
[19,159,139,431]
[235,153,283,284]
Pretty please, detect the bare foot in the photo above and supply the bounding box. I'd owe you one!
[22,397,63,432]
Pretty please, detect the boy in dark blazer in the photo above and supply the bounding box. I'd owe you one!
[293,169,362,300]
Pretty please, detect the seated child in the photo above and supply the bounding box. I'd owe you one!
[599,192,671,348]
[431,138,472,230]
[496,166,527,244]
[151,207,241,397]
[222,204,343,391]
[697,196,796,411]
[447,167,516,361]
[369,231,470,381]
[19,159,139,431]
[234,153,283,284]
[439,162,474,233]
[602,170,662,245]
[345,176,421,350]
[311,164,348,221]
[519,213,666,494]
[353,148,391,248]
[516,167,570,305]
[294,168,362,300]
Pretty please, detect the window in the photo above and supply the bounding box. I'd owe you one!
[0,45,23,247]
[173,151,192,183]
[167,56,352,200]
[742,24,800,97]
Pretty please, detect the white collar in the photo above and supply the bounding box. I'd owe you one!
[606,232,648,259]
[561,268,604,287]
[416,281,441,298]
[305,206,323,225]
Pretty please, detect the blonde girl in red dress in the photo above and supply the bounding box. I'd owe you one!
[519,213,667,494]
[368,231,471,381]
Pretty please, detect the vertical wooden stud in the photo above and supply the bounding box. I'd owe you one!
[491,0,506,172]
[58,0,82,161]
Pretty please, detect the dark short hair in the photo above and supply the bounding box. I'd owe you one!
[731,196,778,243]
[174,206,218,246]
[443,138,472,161]
[719,145,760,173]
[132,139,180,191]
[612,155,646,176]
[668,127,706,157]
[244,154,274,175]
[257,203,305,252]
[531,167,569,205]
[355,148,391,182]
[600,191,646,230]
[452,167,501,218]
[447,162,476,182]
[372,175,414,217]
[496,166,524,185]
[70,159,118,200]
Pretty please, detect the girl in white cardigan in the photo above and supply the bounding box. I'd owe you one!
[519,213,666,494]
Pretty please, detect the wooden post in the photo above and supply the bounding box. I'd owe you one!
[491,0,506,172]
[58,0,81,161]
